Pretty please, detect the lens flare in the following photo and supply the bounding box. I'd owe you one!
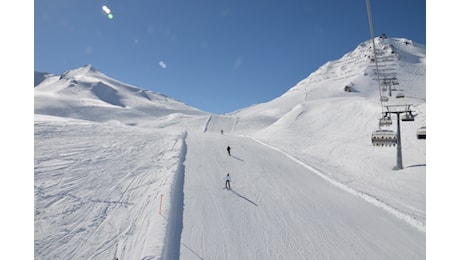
[102,5,111,14]
[102,5,113,19]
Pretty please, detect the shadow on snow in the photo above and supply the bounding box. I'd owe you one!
[230,155,244,162]
[230,189,258,206]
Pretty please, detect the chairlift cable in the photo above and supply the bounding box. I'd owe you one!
[365,0,385,116]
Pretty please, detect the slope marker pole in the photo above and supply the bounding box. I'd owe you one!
[159,194,163,214]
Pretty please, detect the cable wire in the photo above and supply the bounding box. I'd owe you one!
[365,0,385,117]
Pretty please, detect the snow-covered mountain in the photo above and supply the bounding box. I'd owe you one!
[34,37,426,259]
[227,36,425,133]
[34,64,208,129]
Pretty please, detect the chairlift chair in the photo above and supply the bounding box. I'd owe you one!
[395,92,405,98]
[380,96,389,102]
[401,111,415,121]
[416,126,426,139]
[379,115,392,126]
[371,129,397,146]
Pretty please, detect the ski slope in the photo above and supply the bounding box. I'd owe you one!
[34,37,426,259]
[34,116,185,259]
[34,116,425,259]
[179,132,425,259]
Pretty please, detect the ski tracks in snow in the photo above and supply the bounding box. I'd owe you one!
[248,135,426,233]
[179,132,425,259]
[34,119,187,259]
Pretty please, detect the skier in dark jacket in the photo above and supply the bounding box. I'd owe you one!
[227,145,231,156]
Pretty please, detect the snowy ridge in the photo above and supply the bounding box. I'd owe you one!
[162,131,187,260]
[35,65,207,124]
[286,37,425,99]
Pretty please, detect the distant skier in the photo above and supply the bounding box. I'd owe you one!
[227,145,231,156]
[221,129,224,135]
[225,173,232,189]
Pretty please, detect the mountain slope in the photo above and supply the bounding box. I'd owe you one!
[226,37,425,132]
[34,116,184,259]
[34,36,426,259]
[180,132,424,259]
[225,37,426,224]
[34,64,208,126]
[34,116,425,259]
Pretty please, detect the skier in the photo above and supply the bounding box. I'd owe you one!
[227,145,231,156]
[225,173,232,189]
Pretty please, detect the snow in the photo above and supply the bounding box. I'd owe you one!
[34,37,427,259]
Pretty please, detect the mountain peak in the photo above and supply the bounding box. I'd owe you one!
[60,64,98,79]
[81,64,97,72]
[284,37,425,99]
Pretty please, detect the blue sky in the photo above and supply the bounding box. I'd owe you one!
[34,0,425,114]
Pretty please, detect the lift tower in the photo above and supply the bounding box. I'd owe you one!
[384,104,415,170]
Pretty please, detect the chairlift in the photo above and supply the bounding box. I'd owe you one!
[395,92,405,98]
[379,115,392,126]
[371,129,397,146]
[401,111,415,121]
[416,126,426,139]
[380,96,389,102]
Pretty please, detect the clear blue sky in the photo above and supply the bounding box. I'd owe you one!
[34,0,425,114]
